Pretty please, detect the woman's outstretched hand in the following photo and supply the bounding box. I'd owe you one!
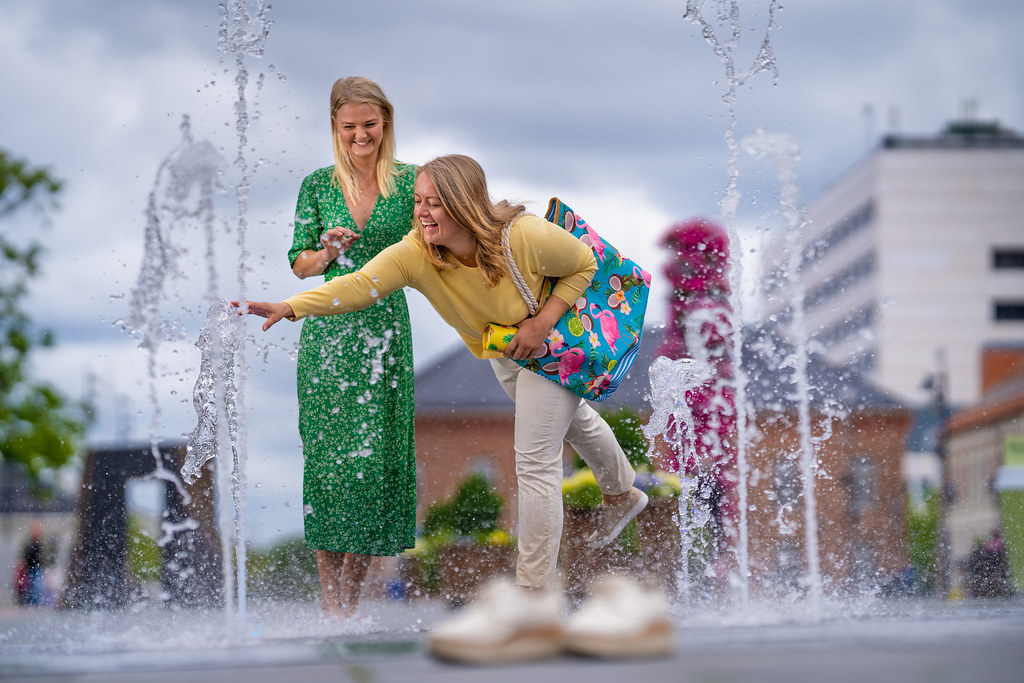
[230,300,294,331]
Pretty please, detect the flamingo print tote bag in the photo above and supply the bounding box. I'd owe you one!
[483,198,651,401]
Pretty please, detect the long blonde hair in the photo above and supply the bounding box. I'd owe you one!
[329,76,398,198]
[415,155,526,289]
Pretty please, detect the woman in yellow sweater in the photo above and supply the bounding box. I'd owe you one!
[237,154,648,655]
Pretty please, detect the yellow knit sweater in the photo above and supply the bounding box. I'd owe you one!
[284,214,597,359]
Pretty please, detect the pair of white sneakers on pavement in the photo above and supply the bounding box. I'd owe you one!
[427,574,674,664]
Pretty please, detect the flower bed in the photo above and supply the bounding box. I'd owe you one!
[560,467,683,601]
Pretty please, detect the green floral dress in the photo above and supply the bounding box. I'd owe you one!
[288,163,416,555]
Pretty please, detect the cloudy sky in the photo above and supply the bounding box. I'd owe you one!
[2,0,1022,545]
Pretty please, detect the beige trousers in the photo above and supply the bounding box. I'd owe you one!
[489,358,636,589]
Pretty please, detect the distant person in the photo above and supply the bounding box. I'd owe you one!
[287,77,417,621]
[234,154,652,659]
[14,522,48,606]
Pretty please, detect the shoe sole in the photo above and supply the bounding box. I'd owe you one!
[563,619,674,659]
[428,625,564,665]
[588,489,649,548]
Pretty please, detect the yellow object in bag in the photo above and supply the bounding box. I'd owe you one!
[482,323,519,353]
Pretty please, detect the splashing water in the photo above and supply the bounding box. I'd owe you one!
[183,302,245,484]
[742,130,822,611]
[125,114,225,572]
[182,300,247,632]
[683,0,782,605]
[208,0,272,632]
[121,0,272,637]
[644,356,714,595]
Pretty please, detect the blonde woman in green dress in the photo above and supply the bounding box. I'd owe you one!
[288,77,416,620]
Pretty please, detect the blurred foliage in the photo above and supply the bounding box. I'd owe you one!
[1,149,89,492]
[906,489,940,594]
[407,471,512,594]
[602,406,652,469]
[247,536,320,601]
[0,151,62,218]
[681,494,716,595]
[569,406,651,470]
[127,514,162,584]
[618,518,641,556]
[562,468,603,510]
[422,471,504,537]
[634,469,683,498]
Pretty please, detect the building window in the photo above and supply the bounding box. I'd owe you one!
[801,199,875,270]
[815,303,876,346]
[994,301,1024,320]
[849,539,876,589]
[805,250,876,311]
[992,248,1024,269]
[773,457,801,508]
[848,457,876,518]
[763,200,875,296]
[775,541,803,590]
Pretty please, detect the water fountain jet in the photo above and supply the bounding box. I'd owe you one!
[681,0,782,606]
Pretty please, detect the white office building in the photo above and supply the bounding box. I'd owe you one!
[759,119,1024,408]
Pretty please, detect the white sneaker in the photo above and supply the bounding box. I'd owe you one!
[427,579,564,664]
[587,487,649,547]
[563,574,674,659]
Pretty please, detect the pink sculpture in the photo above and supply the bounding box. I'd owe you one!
[657,217,738,572]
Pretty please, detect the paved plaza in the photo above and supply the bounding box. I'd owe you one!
[2,597,1023,682]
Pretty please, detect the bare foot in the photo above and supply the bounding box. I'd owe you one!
[322,606,357,622]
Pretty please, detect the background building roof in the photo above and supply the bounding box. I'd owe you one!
[414,325,905,415]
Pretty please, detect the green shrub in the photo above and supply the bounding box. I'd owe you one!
[569,406,651,470]
[562,468,603,510]
[411,472,509,594]
[247,537,319,601]
[424,471,504,537]
[906,489,940,594]
[127,515,161,584]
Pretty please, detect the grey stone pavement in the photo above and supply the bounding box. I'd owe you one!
[2,597,1024,683]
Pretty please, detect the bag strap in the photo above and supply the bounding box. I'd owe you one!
[501,221,540,316]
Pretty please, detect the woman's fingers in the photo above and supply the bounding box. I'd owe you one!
[228,300,287,331]
[322,227,361,251]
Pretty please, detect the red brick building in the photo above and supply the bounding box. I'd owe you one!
[413,326,914,595]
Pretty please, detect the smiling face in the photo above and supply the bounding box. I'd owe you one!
[333,101,384,164]
[414,173,475,255]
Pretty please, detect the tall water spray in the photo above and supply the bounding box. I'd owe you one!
[207,0,273,633]
[683,0,781,604]
[643,357,713,596]
[742,130,822,609]
[125,0,272,635]
[125,115,227,599]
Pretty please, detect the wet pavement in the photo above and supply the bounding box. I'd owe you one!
[2,597,1023,682]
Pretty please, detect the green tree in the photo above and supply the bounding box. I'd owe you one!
[906,489,940,594]
[1,149,88,489]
